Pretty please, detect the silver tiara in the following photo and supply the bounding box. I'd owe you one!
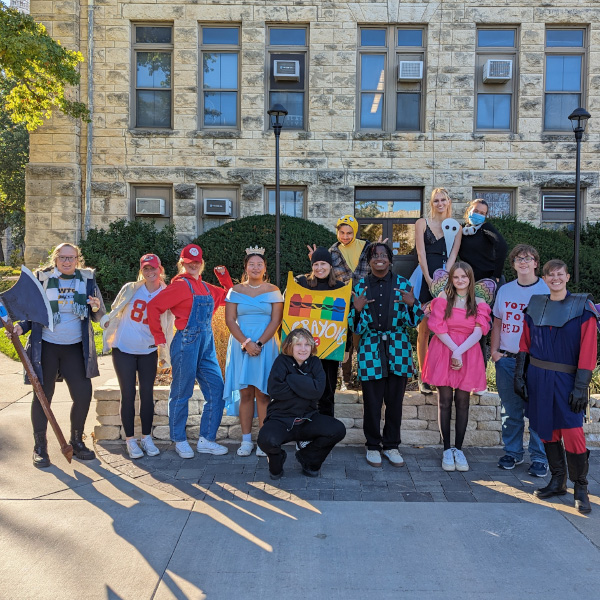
[245,246,265,256]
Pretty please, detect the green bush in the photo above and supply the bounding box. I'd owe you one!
[80,219,179,304]
[192,214,338,289]
[490,216,600,300]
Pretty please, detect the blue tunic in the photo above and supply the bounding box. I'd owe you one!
[524,309,596,441]
[223,290,283,416]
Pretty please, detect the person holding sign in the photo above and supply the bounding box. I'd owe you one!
[349,243,424,468]
[223,247,283,457]
[295,247,351,417]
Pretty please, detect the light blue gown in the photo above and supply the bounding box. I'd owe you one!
[223,289,283,416]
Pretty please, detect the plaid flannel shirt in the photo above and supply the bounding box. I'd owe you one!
[348,274,423,381]
[329,240,372,287]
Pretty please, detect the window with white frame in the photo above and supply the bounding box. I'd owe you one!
[132,185,172,229]
[358,26,426,132]
[267,27,308,130]
[266,187,306,218]
[475,27,518,132]
[472,189,515,217]
[200,25,240,128]
[133,25,173,128]
[544,28,587,131]
[541,189,577,224]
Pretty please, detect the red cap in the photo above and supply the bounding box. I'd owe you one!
[140,254,161,269]
[180,244,203,263]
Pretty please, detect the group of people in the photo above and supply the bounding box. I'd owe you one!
[7,188,598,513]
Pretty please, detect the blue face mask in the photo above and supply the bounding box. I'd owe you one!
[468,212,486,226]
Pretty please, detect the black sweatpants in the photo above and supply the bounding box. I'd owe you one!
[319,359,340,417]
[31,341,92,434]
[258,414,346,475]
[112,348,158,437]
[361,374,407,451]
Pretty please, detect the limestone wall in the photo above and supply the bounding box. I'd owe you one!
[26,0,600,257]
[93,381,600,447]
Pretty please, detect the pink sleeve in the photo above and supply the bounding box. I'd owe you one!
[475,302,492,335]
[427,298,449,334]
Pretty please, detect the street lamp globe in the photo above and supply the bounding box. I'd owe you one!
[568,107,591,133]
[267,103,288,128]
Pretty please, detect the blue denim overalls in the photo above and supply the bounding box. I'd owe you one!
[168,278,225,442]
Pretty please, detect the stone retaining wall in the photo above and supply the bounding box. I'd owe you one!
[94,379,600,447]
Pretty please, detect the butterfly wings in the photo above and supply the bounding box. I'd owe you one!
[429,268,496,306]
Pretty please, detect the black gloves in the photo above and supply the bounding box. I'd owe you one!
[569,369,593,414]
[514,352,529,402]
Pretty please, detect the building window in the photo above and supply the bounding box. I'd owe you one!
[267,26,308,130]
[200,26,240,128]
[544,29,586,131]
[132,185,172,229]
[358,27,426,132]
[541,189,576,224]
[198,186,238,233]
[472,189,514,216]
[266,187,305,218]
[475,27,518,132]
[133,25,173,128]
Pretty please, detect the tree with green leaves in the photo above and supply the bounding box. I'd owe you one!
[0,5,89,131]
[0,79,29,264]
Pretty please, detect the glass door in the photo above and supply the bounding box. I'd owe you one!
[355,187,422,279]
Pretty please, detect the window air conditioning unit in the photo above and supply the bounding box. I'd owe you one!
[398,61,424,81]
[136,197,166,216]
[273,60,300,81]
[204,198,232,216]
[483,59,513,83]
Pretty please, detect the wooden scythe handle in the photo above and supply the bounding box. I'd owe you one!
[2,318,73,463]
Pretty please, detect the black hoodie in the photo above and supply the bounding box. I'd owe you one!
[266,354,326,423]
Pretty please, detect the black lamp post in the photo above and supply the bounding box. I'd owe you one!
[267,103,288,287]
[567,107,591,285]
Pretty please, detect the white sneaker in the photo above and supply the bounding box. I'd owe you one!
[197,436,228,455]
[237,441,254,456]
[382,448,405,467]
[126,439,144,459]
[442,448,455,471]
[473,388,487,397]
[256,446,266,457]
[366,450,382,467]
[140,436,160,457]
[452,448,469,472]
[175,440,194,459]
[296,441,310,451]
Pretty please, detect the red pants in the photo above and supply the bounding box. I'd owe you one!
[543,427,586,454]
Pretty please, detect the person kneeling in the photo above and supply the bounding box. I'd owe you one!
[258,329,346,480]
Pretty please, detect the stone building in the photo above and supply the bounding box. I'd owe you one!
[25,1,600,269]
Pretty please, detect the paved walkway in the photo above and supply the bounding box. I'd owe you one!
[2,351,600,599]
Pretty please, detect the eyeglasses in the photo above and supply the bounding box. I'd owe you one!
[371,253,388,259]
[58,256,77,262]
[514,256,534,264]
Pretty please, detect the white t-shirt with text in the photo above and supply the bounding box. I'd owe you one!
[492,277,550,354]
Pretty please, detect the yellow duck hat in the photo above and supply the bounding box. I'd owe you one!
[336,215,358,238]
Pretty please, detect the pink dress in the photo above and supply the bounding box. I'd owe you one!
[422,298,491,392]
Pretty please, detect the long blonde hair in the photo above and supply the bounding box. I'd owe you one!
[444,262,477,320]
[428,188,453,220]
[177,258,205,275]
[40,242,85,272]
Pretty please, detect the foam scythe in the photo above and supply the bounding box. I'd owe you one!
[0,266,73,463]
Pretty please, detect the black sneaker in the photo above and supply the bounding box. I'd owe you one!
[418,377,433,395]
[498,455,524,470]
[528,461,548,478]
[295,451,320,477]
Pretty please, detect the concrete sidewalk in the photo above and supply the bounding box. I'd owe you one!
[1,351,600,599]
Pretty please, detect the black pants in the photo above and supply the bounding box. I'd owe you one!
[258,414,346,475]
[31,341,92,435]
[319,359,339,417]
[112,348,158,437]
[361,374,407,451]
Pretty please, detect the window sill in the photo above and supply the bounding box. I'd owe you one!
[193,130,242,139]
[129,129,177,137]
